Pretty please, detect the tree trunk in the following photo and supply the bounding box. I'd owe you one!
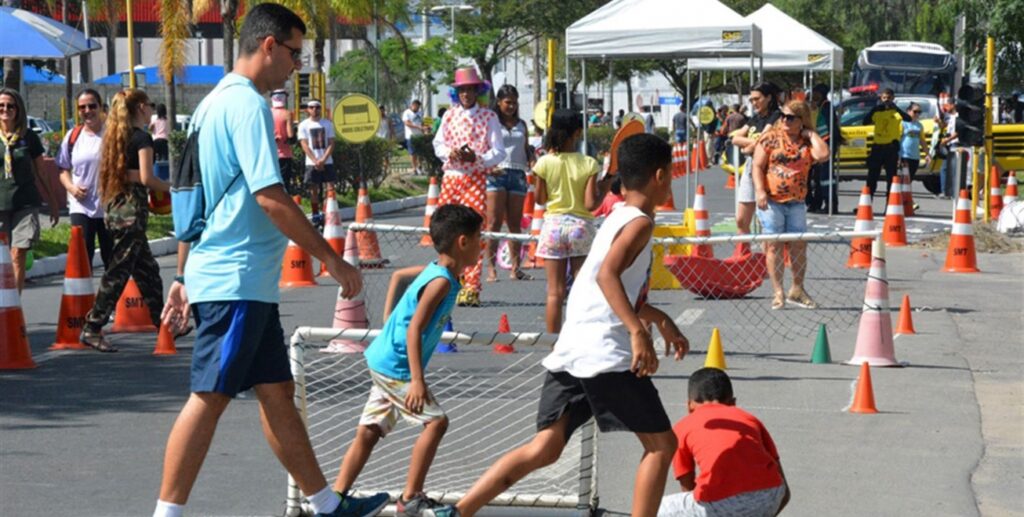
[166,79,177,168]
[314,37,325,73]
[222,0,238,72]
[626,77,633,112]
[2,0,21,90]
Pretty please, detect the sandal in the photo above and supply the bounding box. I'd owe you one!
[787,289,819,309]
[511,269,534,281]
[80,330,118,353]
[771,292,785,311]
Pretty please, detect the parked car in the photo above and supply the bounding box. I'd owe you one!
[27,116,55,134]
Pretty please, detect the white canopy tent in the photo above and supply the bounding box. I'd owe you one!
[565,0,764,207]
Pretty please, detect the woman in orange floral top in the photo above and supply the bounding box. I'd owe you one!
[752,100,830,310]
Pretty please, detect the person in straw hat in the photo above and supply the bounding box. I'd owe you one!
[432,67,506,307]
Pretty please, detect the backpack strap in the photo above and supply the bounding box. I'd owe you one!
[67,124,85,158]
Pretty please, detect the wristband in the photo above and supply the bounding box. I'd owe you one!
[174,275,185,285]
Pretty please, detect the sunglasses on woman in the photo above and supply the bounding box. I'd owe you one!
[0,103,16,111]
[780,113,799,122]
[78,103,99,111]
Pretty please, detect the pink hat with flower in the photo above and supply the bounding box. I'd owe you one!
[452,67,485,87]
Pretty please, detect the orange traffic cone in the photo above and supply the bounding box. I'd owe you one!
[292,194,302,206]
[111,277,158,333]
[943,190,980,273]
[355,183,386,268]
[320,187,345,277]
[326,229,370,354]
[521,172,535,231]
[1003,171,1018,206]
[988,168,1003,220]
[0,233,35,369]
[153,324,177,355]
[847,187,874,269]
[848,362,879,414]
[525,203,545,269]
[696,139,709,171]
[895,294,916,335]
[671,143,687,178]
[691,185,713,258]
[847,240,900,367]
[883,176,907,247]
[725,169,736,190]
[656,182,676,212]
[420,176,440,246]
[690,143,700,173]
[493,313,514,354]
[279,239,317,288]
[900,171,916,217]
[51,226,94,350]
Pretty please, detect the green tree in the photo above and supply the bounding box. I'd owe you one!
[192,0,241,73]
[329,36,454,108]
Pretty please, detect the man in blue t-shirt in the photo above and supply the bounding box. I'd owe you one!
[154,5,385,517]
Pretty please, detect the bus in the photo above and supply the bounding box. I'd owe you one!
[849,41,957,97]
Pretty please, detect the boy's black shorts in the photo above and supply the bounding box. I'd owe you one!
[536,370,671,441]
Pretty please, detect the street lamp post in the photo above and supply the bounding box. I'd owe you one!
[430,3,473,44]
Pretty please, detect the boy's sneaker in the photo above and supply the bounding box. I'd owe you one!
[315,491,390,517]
[396,492,443,516]
[422,505,460,517]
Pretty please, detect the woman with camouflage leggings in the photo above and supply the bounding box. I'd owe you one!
[80,89,171,352]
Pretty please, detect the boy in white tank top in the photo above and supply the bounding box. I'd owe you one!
[426,134,690,517]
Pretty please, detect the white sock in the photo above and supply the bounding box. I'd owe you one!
[308,486,341,514]
[153,500,184,517]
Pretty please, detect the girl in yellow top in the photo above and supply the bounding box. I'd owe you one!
[533,109,612,332]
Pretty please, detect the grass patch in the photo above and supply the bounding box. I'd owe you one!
[295,181,427,214]
[36,215,175,259]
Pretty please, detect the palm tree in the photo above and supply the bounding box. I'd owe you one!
[2,0,22,89]
[191,0,240,72]
[158,0,190,156]
[82,0,122,77]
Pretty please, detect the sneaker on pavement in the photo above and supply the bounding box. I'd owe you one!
[397,492,444,516]
[316,491,390,517]
[423,505,460,517]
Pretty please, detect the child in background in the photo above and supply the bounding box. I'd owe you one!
[332,205,484,517]
[533,109,613,332]
[657,368,790,517]
[591,176,624,217]
[426,134,689,517]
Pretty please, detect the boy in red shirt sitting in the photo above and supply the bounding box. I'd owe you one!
[658,368,790,516]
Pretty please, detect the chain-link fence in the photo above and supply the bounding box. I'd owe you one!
[343,223,876,353]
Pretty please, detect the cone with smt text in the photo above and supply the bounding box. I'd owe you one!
[704,328,727,370]
[420,176,440,246]
[0,233,35,370]
[111,277,158,333]
[326,230,370,353]
[279,239,317,288]
[846,240,900,367]
[51,225,94,350]
[848,362,879,414]
[883,176,907,246]
[320,187,345,277]
[942,190,980,273]
[493,313,514,354]
[846,187,874,269]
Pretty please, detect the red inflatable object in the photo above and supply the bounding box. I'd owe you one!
[663,243,767,299]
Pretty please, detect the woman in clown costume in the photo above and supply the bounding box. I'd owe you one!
[432,68,506,306]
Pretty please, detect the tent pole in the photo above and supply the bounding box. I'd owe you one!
[582,60,588,152]
[564,31,571,109]
[829,69,835,215]
[685,64,691,210]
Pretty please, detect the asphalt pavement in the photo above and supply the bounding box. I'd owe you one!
[2,167,1021,516]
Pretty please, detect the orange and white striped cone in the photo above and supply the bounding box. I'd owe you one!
[988,167,1003,220]
[724,171,736,190]
[420,176,440,246]
[320,187,345,277]
[51,226,94,350]
[883,176,907,247]
[0,233,35,370]
[671,143,688,178]
[900,170,916,217]
[279,240,317,288]
[847,239,900,367]
[691,185,713,258]
[525,203,545,269]
[690,142,700,173]
[943,190,980,273]
[493,313,514,354]
[326,229,370,354]
[355,183,386,268]
[520,171,535,231]
[1003,171,1018,206]
[697,139,709,171]
[847,187,875,269]
[111,277,158,333]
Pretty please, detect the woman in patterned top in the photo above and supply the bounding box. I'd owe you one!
[751,100,829,311]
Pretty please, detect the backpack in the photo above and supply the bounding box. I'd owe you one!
[67,124,85,158]
[170,83,244,243]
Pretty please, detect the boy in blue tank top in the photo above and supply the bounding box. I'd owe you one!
[331,204,482,516]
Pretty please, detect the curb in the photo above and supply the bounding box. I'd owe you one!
[27,194,428,280]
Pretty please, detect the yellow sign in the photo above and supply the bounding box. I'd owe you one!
[722,31,743,43]
[332,93,381,144]
[622,112,645,125]
[533,100,549,130]
[699,106,715,125]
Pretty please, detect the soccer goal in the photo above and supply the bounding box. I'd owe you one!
[285,327,599,517]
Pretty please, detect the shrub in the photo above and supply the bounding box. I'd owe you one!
[586,126,616,156]
[409,134,442,177]
[40,131,63,158]
[290,136,392,194]
[654,127,671,142]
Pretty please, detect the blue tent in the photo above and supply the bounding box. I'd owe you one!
[3,64,66,84]
[93,65,225,86]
